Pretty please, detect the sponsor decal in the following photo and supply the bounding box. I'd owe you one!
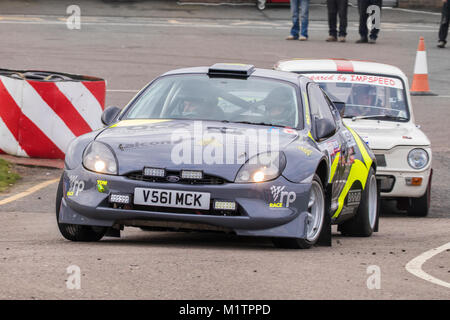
[303,92,311,126]
[347,189,362,205]
[342,129,357,148]
[361,136,370,145]
[118,138,181,151]
[67,175,84,197]
[306,73,403,89]
[323,139,340,157]
[97,180,108,193]
[197,137,222,147]
[269,185,296,208]
[283,128,296,135]
[110,119,169,128]
[170,121,280,165]
[298,146,313,156]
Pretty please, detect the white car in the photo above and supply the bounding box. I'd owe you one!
[275,59,432,216]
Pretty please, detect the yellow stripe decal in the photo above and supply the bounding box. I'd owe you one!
[111,119,169,127]
[303,92,311,126]
[332,126,374,218]
[329,152,340,183]
[347,126,372,169]
[333,159,369,218]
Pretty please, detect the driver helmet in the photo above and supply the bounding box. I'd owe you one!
[178,81,217,118]
[264,86,294,123]
[353,85,377,106]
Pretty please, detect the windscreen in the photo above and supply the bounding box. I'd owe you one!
[124,74,301,128]
[306,73,409,121]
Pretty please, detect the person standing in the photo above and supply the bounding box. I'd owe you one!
[326,0,348,42]
[356,0,382,44]
[438,0,450,48]
[286,0,310,41]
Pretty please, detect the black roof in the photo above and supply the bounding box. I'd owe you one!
[162,65,306,85]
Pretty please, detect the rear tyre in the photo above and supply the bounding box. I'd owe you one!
[272,174,326,249]
[407,180,431,217]
[340,167,378,237]
[56,174,106,242]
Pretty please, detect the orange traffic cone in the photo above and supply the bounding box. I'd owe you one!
[410,37,435,96]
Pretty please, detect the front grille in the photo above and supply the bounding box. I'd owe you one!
[377,175,395,192]
[130,203,243,216]
[375,154,387,167]
[126,170,226,185]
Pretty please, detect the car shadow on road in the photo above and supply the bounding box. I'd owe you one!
[98,231,284,251]
[379,200,409,218]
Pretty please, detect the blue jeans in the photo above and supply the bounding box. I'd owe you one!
[290,0,309,38]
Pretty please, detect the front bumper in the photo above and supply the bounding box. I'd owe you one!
[59,167,312,239]
[377,167,431,198]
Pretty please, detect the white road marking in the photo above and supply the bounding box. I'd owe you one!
[0,178,59,206]
[0,15,439,33]
[405,242,450,289]
[386,7,441,16]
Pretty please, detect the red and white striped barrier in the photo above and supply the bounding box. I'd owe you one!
[0,70,105,159]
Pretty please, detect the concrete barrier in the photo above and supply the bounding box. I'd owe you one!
[0,69,105,159]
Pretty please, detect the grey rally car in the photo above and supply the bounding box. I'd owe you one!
[56,64,379,249]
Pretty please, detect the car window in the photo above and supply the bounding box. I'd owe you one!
[307,83,335,123]
[322,90,341,121]
[305,73,409,121]
[124,74,302,128]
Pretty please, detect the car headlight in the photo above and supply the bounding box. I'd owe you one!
[235,152,286,183]
[83,141,118,175]
[407,148,429,170]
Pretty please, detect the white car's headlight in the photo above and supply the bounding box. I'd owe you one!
[235,152,286,183]
[83,141,118,175]
[407,148,429,170]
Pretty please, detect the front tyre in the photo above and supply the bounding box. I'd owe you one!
[340,167,378,237]
[407,179,431,217]
[272,174,325,249]
[56,174,106,242]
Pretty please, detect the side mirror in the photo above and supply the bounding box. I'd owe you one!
[315,117,336,141]
[101,106,121,126]
[332,101,346,118]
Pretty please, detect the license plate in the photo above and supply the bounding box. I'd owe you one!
[134,188,210,210]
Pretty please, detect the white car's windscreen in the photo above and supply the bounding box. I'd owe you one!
[125,74,301,128]
[305,73,409,121]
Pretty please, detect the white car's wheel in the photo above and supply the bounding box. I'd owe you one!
[407,178,431,217]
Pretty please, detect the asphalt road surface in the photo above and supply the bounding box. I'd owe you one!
[0,0,449,299]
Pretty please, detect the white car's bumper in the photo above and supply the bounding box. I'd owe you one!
[373,146,432,198]
[377,167,432,198]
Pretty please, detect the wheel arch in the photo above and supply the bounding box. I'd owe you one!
[315,158,329,188]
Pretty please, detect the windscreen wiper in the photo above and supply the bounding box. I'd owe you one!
[350,114,409,121]
[221,120,286,128]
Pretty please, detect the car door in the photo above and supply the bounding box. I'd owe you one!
[307,83,347,212]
